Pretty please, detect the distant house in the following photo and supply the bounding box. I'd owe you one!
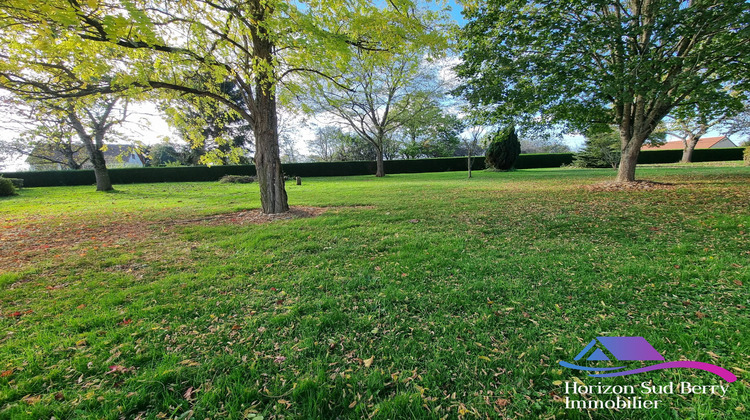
[27,144,146,171]
[641,135,737,151]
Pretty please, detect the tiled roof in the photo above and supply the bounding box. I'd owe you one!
[641,136,728,150]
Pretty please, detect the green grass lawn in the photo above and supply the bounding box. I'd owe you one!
[1,164,749,419]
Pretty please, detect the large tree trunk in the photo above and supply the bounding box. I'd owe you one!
[616,132,645,183]
[82,140,113,191]
[67,108,113,191]
[467,155,473,178]
[375,148,385,177]
[254,95,289,214]
[680,135,699,163]
[250,1,289,214]
[615,97,668,182]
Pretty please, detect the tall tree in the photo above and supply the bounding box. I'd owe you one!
[722,103,750,140]
[1,0,434,213]
[398,101,463,159]
[666,96,746,163]
[308,126,342,162]
[0,93,129,190]
[0,97,88,170]
[306,44,447,176]
[573,127,622,169]
[456,0,750,182]
[461,123,488,178]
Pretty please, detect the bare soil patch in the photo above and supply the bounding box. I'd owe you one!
[583,180,677,192]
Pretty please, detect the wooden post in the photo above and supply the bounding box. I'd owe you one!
[295,176,301,186]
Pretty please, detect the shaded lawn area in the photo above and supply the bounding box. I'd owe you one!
[1,164,748,419]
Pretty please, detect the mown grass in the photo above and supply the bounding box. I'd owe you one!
[1,163,749,419]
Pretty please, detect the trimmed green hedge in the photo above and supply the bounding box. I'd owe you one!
[516,153,575,169]
[636,147,743,164]
[2,148,743,188]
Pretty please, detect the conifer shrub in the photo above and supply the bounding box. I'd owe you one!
[0,177,17,196]
[5,178,23,189]
[485,125,521,170]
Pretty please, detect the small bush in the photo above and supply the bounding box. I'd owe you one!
[485,125,521,170]
[744,146,750,166]
[219,175,255,184]
[0,177,17,196]
[5,178,23,189]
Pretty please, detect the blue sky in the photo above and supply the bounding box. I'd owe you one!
[444,0,467,25]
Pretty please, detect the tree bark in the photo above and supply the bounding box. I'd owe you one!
[67,108,113,191]
[375,147,385,177]
[249,0,289,214]
[254,100,289,214]
[680,135,699,163]
[82,140,113,191]
[616,132,644,182]
[467,155,473,178]
[615,96,670,182]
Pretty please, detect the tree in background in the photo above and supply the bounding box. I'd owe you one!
[575,124,666,168]
[308,126,341,162]
[0,93,130,190]
[333,132,378,162]
[399,106,464,159]
[306,31,448,176]
[1,1,435,213]
[518,130,571,154]
[279,135,300,164]
[148,143,180,166]
[573,127,621,169]
[485,125,520,171]
[456,0,749,183]
[307,126,375,162]
[0,8,132,190]
[0,97,88,170]
[461,123,488,178]
[64,96,132,190]
[666,99,747,163]
[722,103,750,142]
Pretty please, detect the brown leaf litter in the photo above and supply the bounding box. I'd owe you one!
[584,180,676,192]
[164,206,326,226]
[0,206,327,273]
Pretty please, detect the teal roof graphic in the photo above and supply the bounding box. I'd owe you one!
[559,336,737,382]
[575,336,664,361]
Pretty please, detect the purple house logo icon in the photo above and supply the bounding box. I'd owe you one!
[559,336,737,382]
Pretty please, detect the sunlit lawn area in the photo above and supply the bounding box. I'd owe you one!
[1,164,749,419]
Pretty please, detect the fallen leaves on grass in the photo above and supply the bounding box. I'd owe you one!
[0,206,328,272]
[105,365,133,375]
[21,395,42,405]
[166,206,327,227]
[584,180,677,192]
[5,310,33,318]
[184,387,195,401]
